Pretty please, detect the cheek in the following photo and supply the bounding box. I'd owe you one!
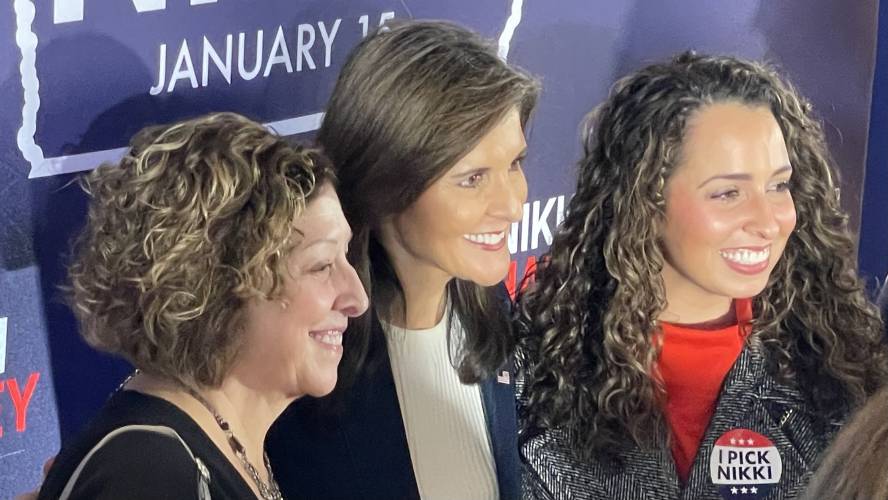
[450,201,484,233]
[272,285,337,341]
[407,197,485,248]
[399,199,452,245]
[693,210,744,243]
[515,171,529,205]
[774,198,797,235]
[289,287,335,322]
[666,195,736,250]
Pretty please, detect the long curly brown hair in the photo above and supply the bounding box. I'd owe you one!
[66,112,332,388]
[517,52,888,458]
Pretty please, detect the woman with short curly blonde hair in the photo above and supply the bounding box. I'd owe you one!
[38,112,368,500]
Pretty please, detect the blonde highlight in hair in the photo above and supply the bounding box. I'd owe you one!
[66,112,333,388]
[518,52,888,458]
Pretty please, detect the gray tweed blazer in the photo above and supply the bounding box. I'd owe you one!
[517,336,843,500]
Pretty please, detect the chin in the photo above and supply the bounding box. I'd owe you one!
[723,281,769,300]
[465,262,510,287]
[468,272,508,287]
[303,376,339,398]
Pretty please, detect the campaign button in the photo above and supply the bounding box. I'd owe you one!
[710,428,782,499]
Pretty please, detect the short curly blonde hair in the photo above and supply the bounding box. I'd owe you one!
[66,112,334,387]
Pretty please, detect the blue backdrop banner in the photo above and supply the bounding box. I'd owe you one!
[0,1,882,495]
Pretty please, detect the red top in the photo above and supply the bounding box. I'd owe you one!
[657,298,753,484]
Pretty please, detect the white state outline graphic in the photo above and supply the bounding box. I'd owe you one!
[498,0,523,61]
[0,316,7,375]
[15,1,524,178]
[14,0,44,178]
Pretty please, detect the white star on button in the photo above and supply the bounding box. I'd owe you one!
[741,487,748,494]
[731,487,739,494]
[751,486,758,494]
[747,438,755,445]
[730,438,737,445]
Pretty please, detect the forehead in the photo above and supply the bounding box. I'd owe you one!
[292,183,349,240]
[457,108,526,166]
[676,102,789,175]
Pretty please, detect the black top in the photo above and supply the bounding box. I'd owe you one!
[267,296,521,500]
[38,390,257,500]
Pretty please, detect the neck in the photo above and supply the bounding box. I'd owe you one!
[660,268,733,325]
[378,232,452,330]
[126,371,287,481]
[197,376,285,464]
[389,270,450,330]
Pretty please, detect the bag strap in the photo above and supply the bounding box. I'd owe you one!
[58,424,212,500]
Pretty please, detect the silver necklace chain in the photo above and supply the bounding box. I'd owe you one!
[184,386,283,500]
[116,370,282,500]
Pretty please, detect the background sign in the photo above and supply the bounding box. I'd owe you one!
[1,0,884,495]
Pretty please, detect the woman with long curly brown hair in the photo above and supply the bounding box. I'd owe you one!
[36,113,368,499]
[516,52,888,499]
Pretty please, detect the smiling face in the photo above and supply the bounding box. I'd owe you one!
[380,107,528,289]
[660,102,797,321]
[233,183,368,399]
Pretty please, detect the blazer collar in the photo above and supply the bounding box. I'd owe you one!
[344,313,520,500]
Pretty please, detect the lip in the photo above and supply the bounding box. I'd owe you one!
[308,327,346,354]
[719,245,771,276]
[463,230,508,251]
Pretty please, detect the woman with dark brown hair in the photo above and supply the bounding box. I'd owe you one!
[516,52,888,499]
[267,20,539,500]
[35,113,368,499]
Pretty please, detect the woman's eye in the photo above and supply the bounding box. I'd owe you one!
[710,189,740,201]
[510,158,525,171]
[312,263,333,275]
[459,173,485,188]
[773,180,791,192]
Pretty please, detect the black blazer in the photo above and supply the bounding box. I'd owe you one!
[267,307,520,500]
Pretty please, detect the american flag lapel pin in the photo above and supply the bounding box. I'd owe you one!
[497,370,511,384]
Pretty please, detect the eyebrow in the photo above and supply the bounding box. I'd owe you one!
[697,165,793,188]
[298,229,353,250]
[449,147,529,177]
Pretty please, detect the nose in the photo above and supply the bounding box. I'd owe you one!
[489,169,528,222]
[333,260,369,318]
[744,192,780,240]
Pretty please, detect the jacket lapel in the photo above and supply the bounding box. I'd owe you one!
[480,361,521,500]
[340,317,420,499]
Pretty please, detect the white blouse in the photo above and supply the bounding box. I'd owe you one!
[383,313,499,500]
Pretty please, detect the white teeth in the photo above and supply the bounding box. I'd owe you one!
[312,330,342,346]
[720,248,770,265]
[463,232,505,245]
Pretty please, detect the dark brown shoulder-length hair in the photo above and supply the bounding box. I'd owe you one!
[66,112,333,388]
[517,51,888,459]
[319,20,540,387]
